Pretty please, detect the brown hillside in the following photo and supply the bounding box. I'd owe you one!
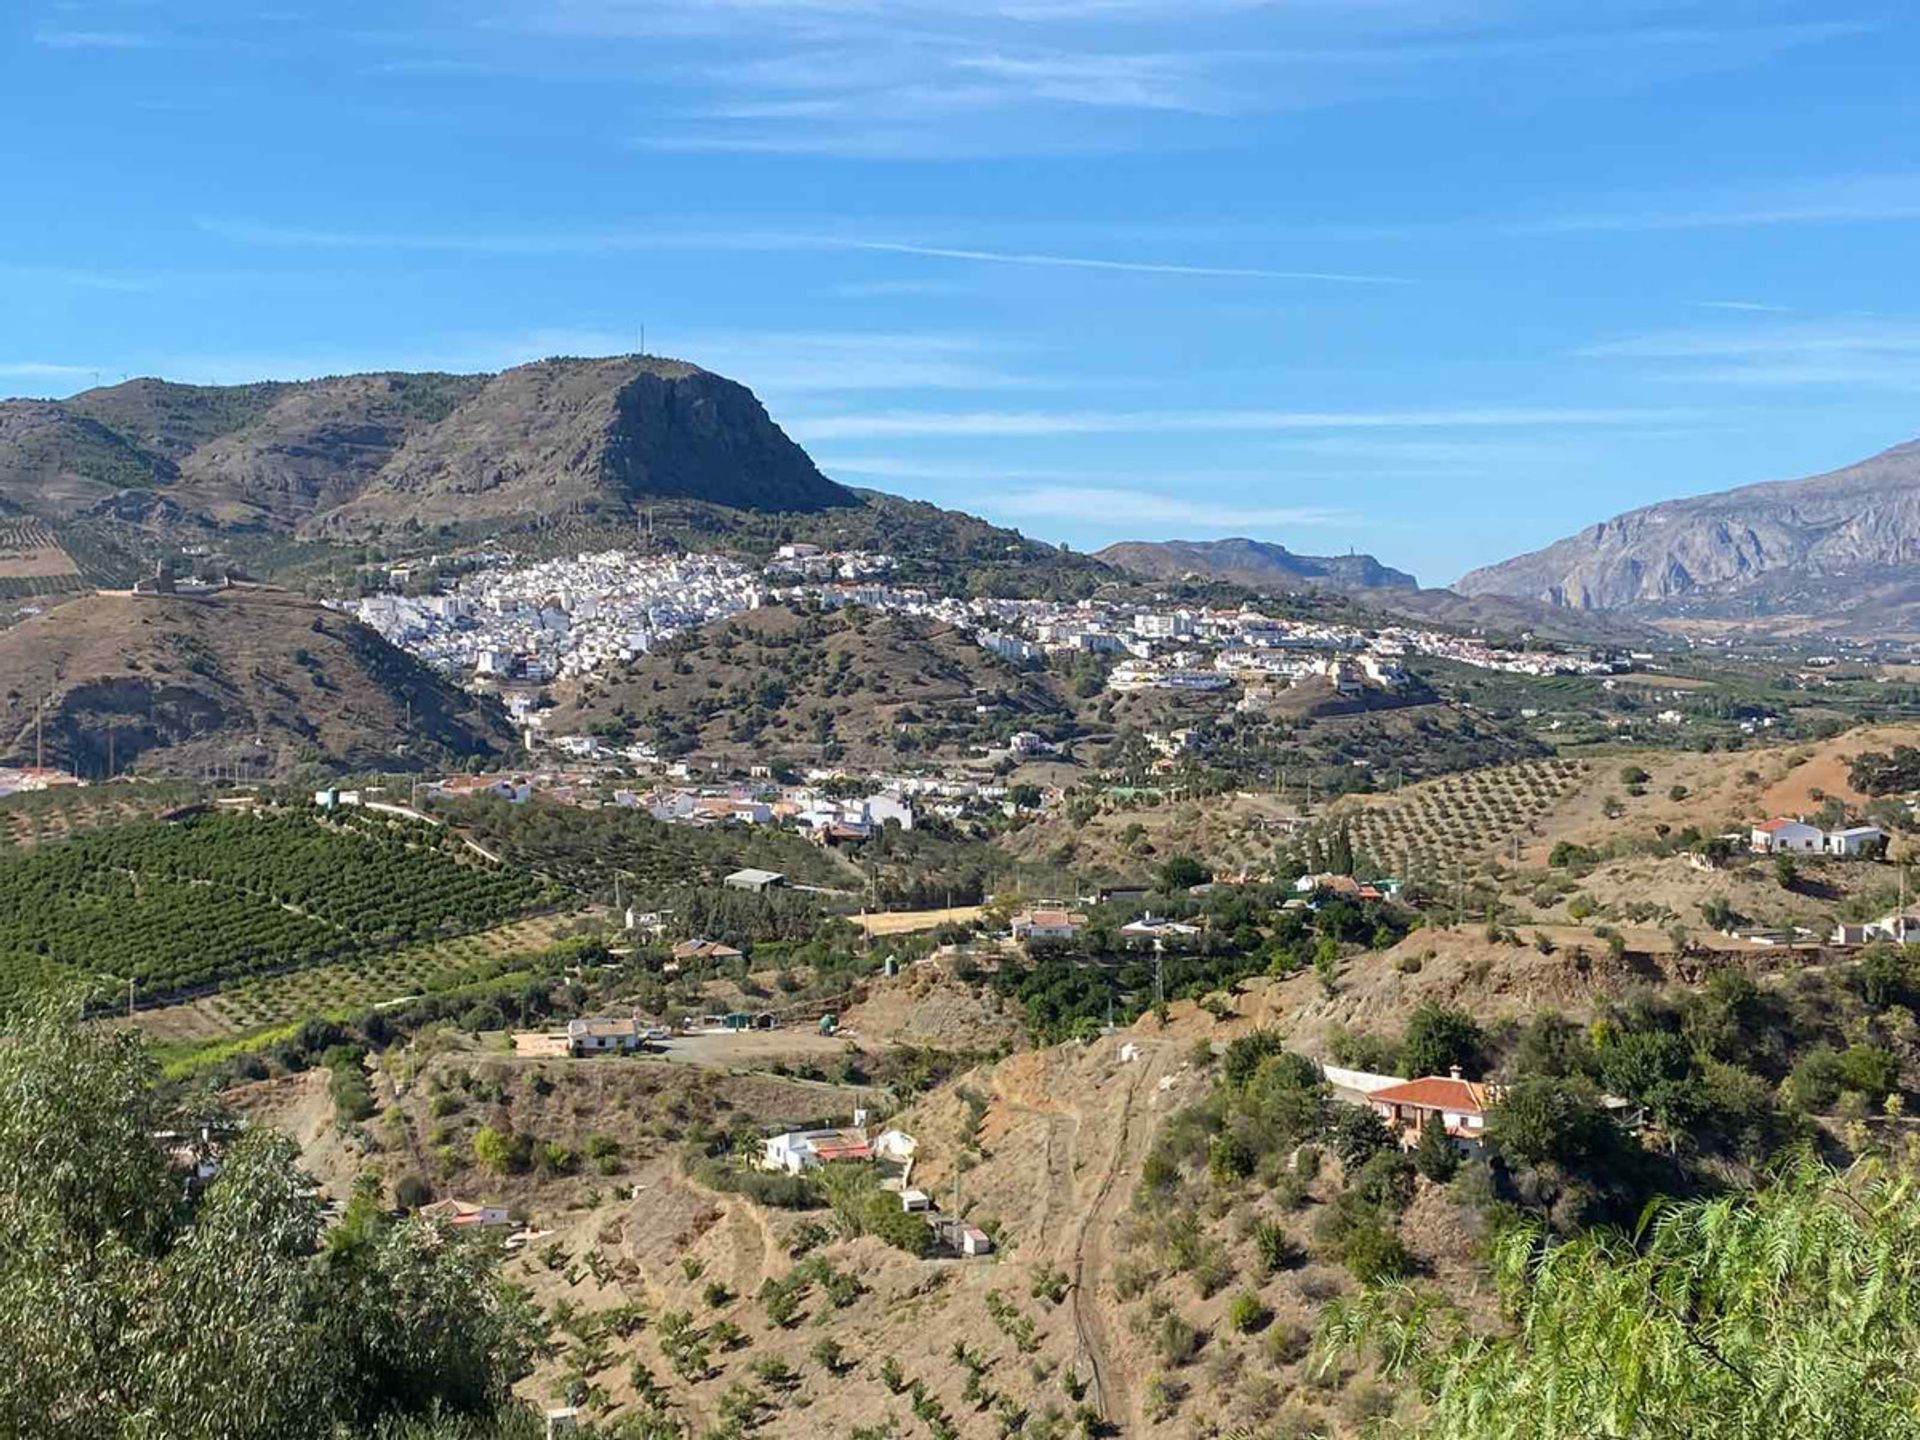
[555,603,1073,766]
[173,372,486,528]
[0,587,513,777]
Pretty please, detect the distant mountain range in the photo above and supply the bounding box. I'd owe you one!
[1093,534,1658,644]
[1094,537,1418,592]
[1457,437,1920,627]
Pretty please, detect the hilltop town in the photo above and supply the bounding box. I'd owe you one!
[338,543,1618,708]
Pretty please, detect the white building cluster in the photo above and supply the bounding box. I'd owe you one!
[339,550,767,683]
[337,545,1620,710]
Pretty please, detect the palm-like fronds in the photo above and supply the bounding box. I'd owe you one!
[1324,1156,1920,1439]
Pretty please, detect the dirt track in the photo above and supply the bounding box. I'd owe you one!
[1067,1041,1169,1432]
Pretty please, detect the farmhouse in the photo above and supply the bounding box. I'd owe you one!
[1295,873,1388,902]
[1119,913,1202,940]
[1321,1064,1407,1108]
[1011,908,1087,942]
[931,1216,994,1256]
[432,774,533,804]
[695,796,773,825]
[671,938,745,963]
[724,868,787,893]
[1750,817,1824,854]
[0,766,84,799]
[420,1199,511,1228]
[1749,818,1825,854]
[1750,818,1889,857]
[1826,825,1889,858]
[1368,1070,1494,1153]
[1833,912,1920,945]
[762,1128,873,1175]
[566,1016,642,1055]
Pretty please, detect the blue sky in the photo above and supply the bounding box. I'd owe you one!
[4,0,1919,584]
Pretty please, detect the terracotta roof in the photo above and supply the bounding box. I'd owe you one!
[672,939,743,960]
[571,1017,637,1038]
[1369,1076,1490,1114]
[809,1135,872,1162]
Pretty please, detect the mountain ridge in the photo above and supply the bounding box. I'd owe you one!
[1457,436,1920,614]
[1094,535,1418,592]
[0,356,858,545]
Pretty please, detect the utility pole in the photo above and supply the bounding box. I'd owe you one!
[35,697,44,770]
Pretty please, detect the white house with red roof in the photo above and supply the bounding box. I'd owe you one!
[761,1128,874,1175]
[420,1199,511,1228]
[1367,1068,1495,1153]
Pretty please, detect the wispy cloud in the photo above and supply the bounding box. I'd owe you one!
[477,4,1864,159]
[825,277,961,299]
[1528,172,1920,234]
[33,28,160,49]
[0,264,152,293]
[834,239,1409,284]
[194,217,675,253]
[991,484,1349,531]
[199,215,1397,284]
[1693,300,1792,314]
[788,404,1711,441]
[0,362,97,378]
[662,330,1027,391]
[949,50,1220,112]
[1584,318,1920,389]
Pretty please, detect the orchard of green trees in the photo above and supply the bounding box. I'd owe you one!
[0,811,554,1004]
[997,876,1413,1041]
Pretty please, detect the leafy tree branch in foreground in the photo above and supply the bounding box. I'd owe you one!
[1322,1155,1920,1440]
[0,995,543,1439]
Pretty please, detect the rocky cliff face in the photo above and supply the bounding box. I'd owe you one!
[1456,439,1920,610]
[0,356,857,538]
[1094,536,1418,592]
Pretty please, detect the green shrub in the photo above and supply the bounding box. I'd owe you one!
[1340,1221,1413,1285]
[1154,1312,1202,1367]
[1227,1290,1269,1334]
